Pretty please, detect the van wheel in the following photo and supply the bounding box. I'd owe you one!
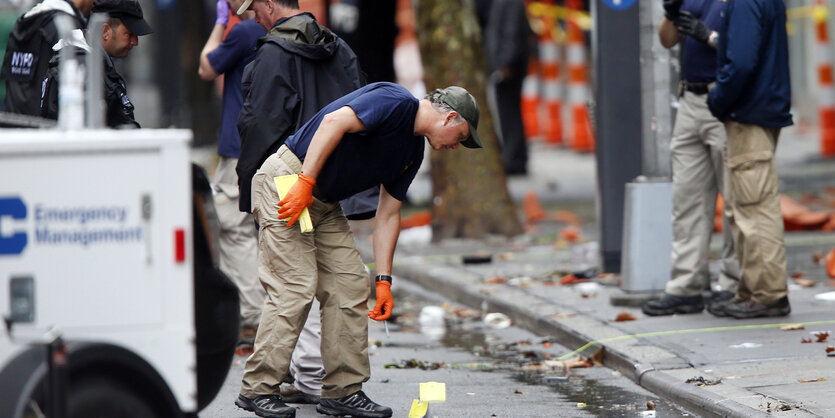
[68,378,156,418]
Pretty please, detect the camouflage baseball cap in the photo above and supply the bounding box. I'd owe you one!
[437,86,482,149]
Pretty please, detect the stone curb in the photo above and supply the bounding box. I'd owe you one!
[379,250,768,418]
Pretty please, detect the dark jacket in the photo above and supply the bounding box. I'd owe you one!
[40,47,140,128]
[236,13,365,213]
[481,0,530,78]
[707,0,792,128]
[1,0,86,116]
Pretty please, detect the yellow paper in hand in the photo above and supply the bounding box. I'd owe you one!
[419,381,446,402]
[274,175,314,233]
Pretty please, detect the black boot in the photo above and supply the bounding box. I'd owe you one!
[642,293,704,316]
[235,394,296,418]
[725,297,791,319]
[316,391,393,418]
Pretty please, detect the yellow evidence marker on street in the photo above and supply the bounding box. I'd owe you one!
[274,175,314,233]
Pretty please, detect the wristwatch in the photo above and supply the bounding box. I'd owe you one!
[708,31,719,48]
[375,275,392,284]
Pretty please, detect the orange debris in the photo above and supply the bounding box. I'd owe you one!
[550,210,582,225]
[523,191,547,223]
[826,248,835,279]
[559,225,582,243]
[400,210,431,229]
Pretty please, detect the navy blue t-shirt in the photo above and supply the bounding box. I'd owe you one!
[207,19,265,158]
[285,82,424,202]
[680,0,724,83]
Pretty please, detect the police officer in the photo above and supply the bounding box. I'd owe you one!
[40,0,152,127]
[1,0,93,115]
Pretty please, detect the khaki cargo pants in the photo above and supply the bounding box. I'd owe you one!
[666,91,740,297]
[212,156,264,328]
[240,145,370,399]
[723,121,788,305]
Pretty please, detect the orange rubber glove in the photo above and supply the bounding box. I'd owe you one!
[277,173,315,227]
[368,281,394,321]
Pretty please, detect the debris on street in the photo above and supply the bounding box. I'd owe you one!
[384,359,446,370]
[780,324,805,331]
[484,312,512,329]
[685,376,722,386]
[614,312,637,322]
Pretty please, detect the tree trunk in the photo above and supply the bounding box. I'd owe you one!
[414,0,522,240]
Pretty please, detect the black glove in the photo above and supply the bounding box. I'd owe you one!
[675,11,711,44]
[663,0,683,20]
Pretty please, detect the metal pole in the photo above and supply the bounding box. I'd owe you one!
[54,15,84,130]
[592,0,643,273]
[639,0,675,178]
[86,13,107,129]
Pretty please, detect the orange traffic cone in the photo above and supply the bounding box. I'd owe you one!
[565,0,595,152]
[815,0,835,156]
[539,17,563,145]
[521,56,542,140]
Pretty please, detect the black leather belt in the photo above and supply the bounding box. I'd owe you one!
[682,82,710,95]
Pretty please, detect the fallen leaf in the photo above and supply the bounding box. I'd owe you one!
[564,356,593,369]
[646,401,656,411]
[802,338,813,343]
[827,248,835,279]
[798,377,825,383]
[780,324,805,331]
[514,389,524,394]
[791,272,806,279]
[543,342,552,348]
[590,347,605,366]
[793,278,816,287]
[495,252,516,261]
[827,345,835,354]
[451,308,481,318]
[484,276,507,285]
[559,225,583,243]
[559,274,589,285]
[542,280,558,286]
[614,312,637,322]
[814,331,830,342]
[813,250,826,264]
[551,313,577,319]
[550,210,582,225]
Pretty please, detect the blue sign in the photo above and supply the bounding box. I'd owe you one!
[0,197,28,255]
[602,0,637,11]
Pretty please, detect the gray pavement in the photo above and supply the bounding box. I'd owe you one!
[362,128,835,417]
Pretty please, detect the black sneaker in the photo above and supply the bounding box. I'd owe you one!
[279,383,320,404]
[641,293,704,316]
[235,394,296,418]
[707,297,735,317]
[316,390,393,418]
[725,297,791,319]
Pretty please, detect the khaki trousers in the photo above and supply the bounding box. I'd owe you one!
[241,146,370,399]
[212,157,264,327]
[723,121,788,305]
[666,92,739,297]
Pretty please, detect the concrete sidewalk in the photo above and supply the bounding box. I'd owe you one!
[362,132,835,417]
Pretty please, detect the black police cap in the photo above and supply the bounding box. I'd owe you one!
[93,0,153,36]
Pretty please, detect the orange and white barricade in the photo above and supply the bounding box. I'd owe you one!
[565,0,594,152]
[815,0,835,156]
